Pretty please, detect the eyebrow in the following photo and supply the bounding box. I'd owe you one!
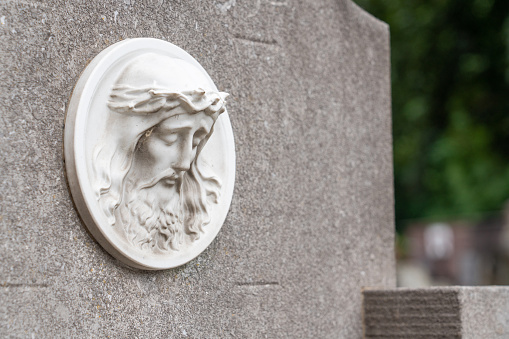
[157,125,211,136]
[157,125,193,134]
[157,115,213,134]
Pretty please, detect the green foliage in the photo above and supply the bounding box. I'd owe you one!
[355,0,509,230]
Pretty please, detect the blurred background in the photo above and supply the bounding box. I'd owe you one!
[355,0,509,286]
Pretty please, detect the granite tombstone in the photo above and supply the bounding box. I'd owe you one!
[0,1,394,337]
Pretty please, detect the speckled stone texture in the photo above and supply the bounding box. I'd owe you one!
[0,1,394,337]
[363,287,509,339]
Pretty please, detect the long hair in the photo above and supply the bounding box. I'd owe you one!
[93,85,228,241]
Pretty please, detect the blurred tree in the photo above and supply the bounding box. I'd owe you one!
[354,0,509,231]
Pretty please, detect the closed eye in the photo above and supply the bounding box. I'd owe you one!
[160,132,179,146]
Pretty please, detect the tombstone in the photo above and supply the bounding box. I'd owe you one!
[0,1,396,337]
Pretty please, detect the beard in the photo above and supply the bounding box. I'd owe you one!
[116,176,185,252]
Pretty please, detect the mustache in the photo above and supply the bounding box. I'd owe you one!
[136,168,182,190]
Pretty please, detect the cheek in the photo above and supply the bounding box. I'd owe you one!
[140,138,178,169]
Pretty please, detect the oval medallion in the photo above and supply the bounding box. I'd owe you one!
[64,38,235,270]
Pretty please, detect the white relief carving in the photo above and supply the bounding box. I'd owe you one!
[94,53,228,252]
[64,39,235,269]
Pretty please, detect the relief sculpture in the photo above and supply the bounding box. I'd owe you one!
[94,54,228,252]
[65,39,235,269]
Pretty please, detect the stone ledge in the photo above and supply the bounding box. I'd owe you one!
[363,286,509,339]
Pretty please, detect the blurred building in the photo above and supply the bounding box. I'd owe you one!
[398,204,509,287]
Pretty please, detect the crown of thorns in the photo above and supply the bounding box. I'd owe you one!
[108,85,229,116]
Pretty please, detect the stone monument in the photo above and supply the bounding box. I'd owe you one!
[1,1,395,337]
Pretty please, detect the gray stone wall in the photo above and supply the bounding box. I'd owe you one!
[0,1,394,337]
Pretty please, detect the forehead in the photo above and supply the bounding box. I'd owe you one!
[158,112,215,133]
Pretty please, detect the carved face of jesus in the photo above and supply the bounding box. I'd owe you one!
[116,111,216,252]
[129,111,215,197]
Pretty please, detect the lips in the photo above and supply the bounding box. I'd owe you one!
[163,177,177,185]
[139,170,181,190]
[162,174,179,186]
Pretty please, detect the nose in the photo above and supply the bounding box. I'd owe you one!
[171,139,194,173]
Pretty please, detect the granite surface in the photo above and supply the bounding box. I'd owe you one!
[363,287,509,339]
[0,0,394,337]
[460,286,509,339]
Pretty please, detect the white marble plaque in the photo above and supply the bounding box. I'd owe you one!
[64,38,235,270]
